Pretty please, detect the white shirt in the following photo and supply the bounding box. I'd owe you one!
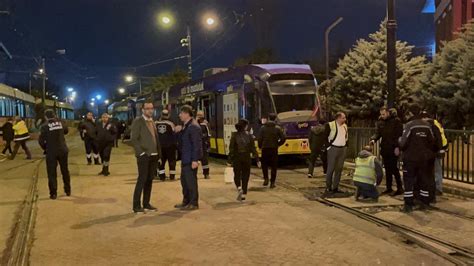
[332,123,347,147]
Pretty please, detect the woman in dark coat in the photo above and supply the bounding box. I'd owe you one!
[228,119,260,202]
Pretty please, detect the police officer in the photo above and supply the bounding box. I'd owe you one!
[38,109,71,199]
[258,113,286,188]
[79,112,100,165]
[96,113,117,176]
[399,105,441,212]
[156,109,177,181]
[196,111,211,179]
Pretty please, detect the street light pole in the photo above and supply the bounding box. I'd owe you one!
[325,17,343,81]
[41,58,46,109]
[387,0,397,108]
[186,24,192,80]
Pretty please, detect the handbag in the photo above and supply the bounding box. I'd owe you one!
[224,166,234,183]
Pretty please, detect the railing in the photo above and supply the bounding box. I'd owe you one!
[347,128,474,184]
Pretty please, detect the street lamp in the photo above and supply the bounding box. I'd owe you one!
[104,99,110,105]
[118,87,126,94]
[325,17,343,81]
[125,75,134,83]
[386,0,397,108]
[96,94,102,100]
[91,98,96,102]
[67,87,74,92]
[90,102,95,107]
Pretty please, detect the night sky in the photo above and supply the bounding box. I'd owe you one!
[0,0,435,105]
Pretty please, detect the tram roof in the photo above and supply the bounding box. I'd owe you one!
[0,83,36,103]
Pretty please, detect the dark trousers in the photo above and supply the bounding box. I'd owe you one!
[133,155,158,209]
[46,152,71,196]
[158,146,177,179]
[11,140,32,159]
[233,153,251,194]
[99,143,113,166]
[308,149,328,176]
[180,164,199,206]
[326,146,346,191]
[354,181,378,199]
[382,154,402,191]
[84,138,99,158]
[2,140,12,154]
[403,160,432,206]
[201,149,210,176]
[261,148,278,184]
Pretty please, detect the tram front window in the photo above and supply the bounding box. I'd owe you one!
[269,80,317,113]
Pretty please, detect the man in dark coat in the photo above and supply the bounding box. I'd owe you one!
[307,120,328,178]
[175,105,203,211]
[96,113,117,176]
[1,117,14,155]
[38,110,71,199]
[79,112,100,165]
[370,107,404,196]
[257,113,286,188]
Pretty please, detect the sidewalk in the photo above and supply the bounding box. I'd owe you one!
[28,136,449,265]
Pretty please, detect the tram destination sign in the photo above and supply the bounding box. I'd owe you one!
[181,82,204,95]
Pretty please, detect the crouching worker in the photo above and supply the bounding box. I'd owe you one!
[353,146,383,202]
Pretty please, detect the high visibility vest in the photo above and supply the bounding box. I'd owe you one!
[328,121,348,144]
[434,119,448,148]
[353,156,377,185]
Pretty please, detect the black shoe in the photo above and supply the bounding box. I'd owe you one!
[169,176,175,181]
[418,202,430,211]
[174,203,187,209]
[87,159,92,165]
[263,180,269,186]
[402,205,413,213]
[133,207,145,213]
[94,159,100,165]
[332,188,341,194]
[381,189,393,195]
[181,204,199,211]
[390,190,403,196]
[98,170,104,175]
[65,191,71,196]
[358,197,379,203]
[103,166,110,176]
[270,183,276,189]
[204,175,210,179]
[144,205,158,212]
[50,194,57,200]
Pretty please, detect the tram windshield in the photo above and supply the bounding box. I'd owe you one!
[269,80,317,114]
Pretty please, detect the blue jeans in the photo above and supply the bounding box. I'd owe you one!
[354,181,379,199]
[180,164,199,206]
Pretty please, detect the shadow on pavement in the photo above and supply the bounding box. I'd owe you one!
[71,213,136,229]
[127,210,187,228]
[58,196,117,204]
[212,201,257,210]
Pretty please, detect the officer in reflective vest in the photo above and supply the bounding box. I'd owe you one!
[433,119,448,194]
[353,146,383,202]
[156,109,178,181]
[324,112,348,194]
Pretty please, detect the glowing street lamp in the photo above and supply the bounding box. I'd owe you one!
[95,94,102,100]
[206,17,215,26]
[124,75,134,83]
[67,87,74,92]
[104,99,110,105]
[90,102,95,107]
[91,98,95,102]
[118,87,126,94]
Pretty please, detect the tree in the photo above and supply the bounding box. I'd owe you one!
[416,20,474,129]
[328,21,427,122]
[234,48,277,66]
[144,68,188,94]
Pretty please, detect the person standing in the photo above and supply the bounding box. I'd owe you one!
[353,146,383,202]
[257,113,286,188]
[96,113,117,176]
[175,105,202,211]
[324,112,348,194]
[1,117,14,155]
[307,120,328,178]
[399,105,441,213]
[156,109,177,181]
[228,119,260,201]
[9,116,32,160]
[131,100,162,213]
[433,119,448,195]
[79,112,100,165]
[196,111,211,179]
[38,110,71,199]
[370,107,404,196]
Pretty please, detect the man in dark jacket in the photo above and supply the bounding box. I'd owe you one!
[38,109,71,199]
[79,112,100,165]
[175,105,203,211]
[370,107,404,196]
[156,109,177,181]
[96,113,117,176]
[399,105,442,213]
[307,120,328,178]
[1,117,14,155]
[257,113,286,188]
[131,101,162,213]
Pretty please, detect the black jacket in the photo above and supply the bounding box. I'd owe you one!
[308,124,326,153]
[199,119,211,150]
[79,119,97,140]
[96,121,117,145]
[257,121,286,149]
[228,131,259,163]
[178,119,203,165]
[371,116,403,156]
[1,122,14,141]
[156,119,177,148]
[38,118,69,155]
[399,115,442,162]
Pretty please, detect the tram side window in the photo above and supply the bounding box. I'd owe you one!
[244,90,256,123]
[260,84,273,117]
[1,97,15,116]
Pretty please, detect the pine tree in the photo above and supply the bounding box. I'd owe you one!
[328,21,426,120]
[417,20,474,129]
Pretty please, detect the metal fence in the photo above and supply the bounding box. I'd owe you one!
[347,128,474,184]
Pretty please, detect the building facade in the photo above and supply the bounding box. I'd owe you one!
[435,0,474,50]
